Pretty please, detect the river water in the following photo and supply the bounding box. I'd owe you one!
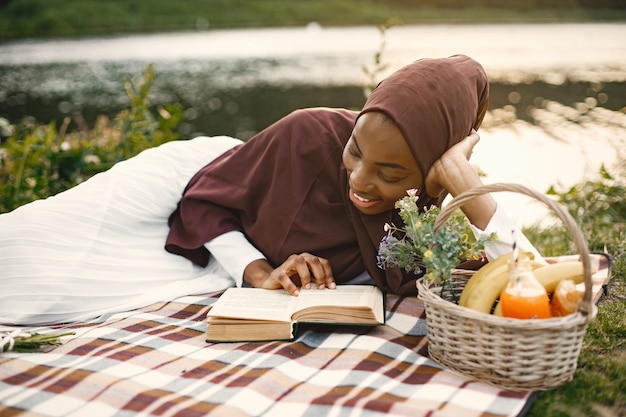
[1,23,625,225]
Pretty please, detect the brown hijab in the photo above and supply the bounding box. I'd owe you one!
[344,54,490,295]
[166,55,489,296]
[359,54,489,180]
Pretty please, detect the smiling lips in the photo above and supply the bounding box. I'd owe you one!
[349,189,379,208]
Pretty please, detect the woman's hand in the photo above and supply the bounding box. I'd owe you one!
[425,129,497,230]
[425,129,479,197]
[243,253,336,296]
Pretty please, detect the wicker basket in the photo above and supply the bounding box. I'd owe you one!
[416,183,596,392]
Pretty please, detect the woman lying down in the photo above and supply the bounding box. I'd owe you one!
[0,55,540,325]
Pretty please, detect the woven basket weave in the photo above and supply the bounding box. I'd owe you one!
[416,183,595,392]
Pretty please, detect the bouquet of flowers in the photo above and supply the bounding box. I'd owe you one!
[377,189,494,286]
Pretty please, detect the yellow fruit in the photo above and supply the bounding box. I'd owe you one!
[488,261,592,316]
[459,251,534,307]
[532,261,588,293]
[493,301,502,316]
[463,259,543,313]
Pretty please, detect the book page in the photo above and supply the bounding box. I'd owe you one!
[294,285,381,312]
[208,288,298,322]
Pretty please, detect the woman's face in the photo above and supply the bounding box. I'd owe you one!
[342,112,424,215]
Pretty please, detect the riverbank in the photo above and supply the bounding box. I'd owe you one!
[3,23,625,84]
[1,0,625,41]
[1,22,624,229]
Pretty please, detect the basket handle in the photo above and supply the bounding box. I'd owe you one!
[434,182,594,317]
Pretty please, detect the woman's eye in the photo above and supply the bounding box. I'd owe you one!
[348,146,360,158]
[380,174,402,183]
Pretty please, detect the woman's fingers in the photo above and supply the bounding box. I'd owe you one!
[268,268,301,296]
[462,129,480,160]
[425,130,481,197]
[304,254,336,289]
[273,253,336,295]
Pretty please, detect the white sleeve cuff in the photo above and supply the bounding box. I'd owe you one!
[470,204,545,263]
[204,231,266,287]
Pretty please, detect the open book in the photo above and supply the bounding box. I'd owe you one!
[206,285,385,342]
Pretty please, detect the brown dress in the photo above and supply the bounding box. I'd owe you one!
[166,55,489,296]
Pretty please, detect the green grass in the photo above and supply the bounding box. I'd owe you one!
[0,0,625,40]
[522,167,626,417]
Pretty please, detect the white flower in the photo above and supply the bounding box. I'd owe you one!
[406,188,418,197]
[83,154,101,164]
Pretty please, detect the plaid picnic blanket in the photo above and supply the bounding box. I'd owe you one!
[0,292,535,417]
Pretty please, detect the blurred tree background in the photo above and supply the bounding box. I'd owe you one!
[0,0,625,41]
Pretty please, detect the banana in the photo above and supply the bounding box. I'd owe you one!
[490,261,590,316]
[463,258,544,313]
[459,251,534,307]
[532,261,589,293]
[493,301,502,316]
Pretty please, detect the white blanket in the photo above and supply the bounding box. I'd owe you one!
[0,136,242,325]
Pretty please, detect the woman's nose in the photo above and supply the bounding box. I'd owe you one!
[350,163,374,192]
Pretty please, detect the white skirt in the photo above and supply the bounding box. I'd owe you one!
[0,136,243,325]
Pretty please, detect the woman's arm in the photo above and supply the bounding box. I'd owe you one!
[425,130,496,230]
[469,205,545,262]
[206,231,336,296]
[425,130,544,262]
[243,255,336,296]
[204,231,266,287]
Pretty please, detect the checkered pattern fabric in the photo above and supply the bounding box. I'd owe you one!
[0,292,534,417]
